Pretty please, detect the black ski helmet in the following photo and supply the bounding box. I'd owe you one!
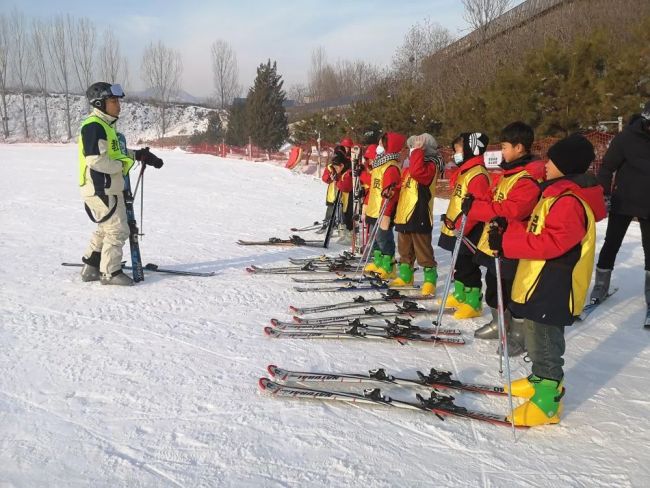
[86,82,125,111]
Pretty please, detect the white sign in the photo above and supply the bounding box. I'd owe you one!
[484,150,503,169]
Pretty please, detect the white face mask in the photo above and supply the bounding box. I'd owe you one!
[453,152,464,164]
[375,145,385,156]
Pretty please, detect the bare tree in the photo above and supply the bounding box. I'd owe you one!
[47,16,72,139]
[31,19,52,140]
[210,39,239,108]
[392,18,454,80]
[335,59,380,96]
[287,83,308,105]
[462,0,512,38]
[10,9,31,138]
[0,14,10,138]
[308,46,330,102]
[69,17,96,93]
[98,30,129,85]
[141,41,182,137]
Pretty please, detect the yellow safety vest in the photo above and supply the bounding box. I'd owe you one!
[366,161,400,219]
[78,115,134,186]
[511,192,596,318]
[476,171,535,255]
[394,171,437,225]
[326,181,337,204]
[440,165,489,238]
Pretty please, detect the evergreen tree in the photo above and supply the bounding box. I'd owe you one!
[189,112,224,145]
[225,100,248,146]
[246,60,289,151]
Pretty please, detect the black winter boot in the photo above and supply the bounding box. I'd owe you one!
[590,267,612,304]
[80,251,101,282]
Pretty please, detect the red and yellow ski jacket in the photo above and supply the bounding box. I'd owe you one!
[503,175,606,326]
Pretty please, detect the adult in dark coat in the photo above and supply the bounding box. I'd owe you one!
[590,101,650,327]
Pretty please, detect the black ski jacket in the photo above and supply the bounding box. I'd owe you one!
[598,117,650,218]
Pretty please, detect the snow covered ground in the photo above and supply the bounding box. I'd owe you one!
[1,143,649,487]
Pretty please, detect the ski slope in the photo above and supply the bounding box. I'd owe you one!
[1,144,648,487]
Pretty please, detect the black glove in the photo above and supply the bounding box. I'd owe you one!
[488,217,508,254]
[461,193,475,215]
[136,147,164,168]
[354,187,365,200]
[441,213,456,231]
[604,195,611,213]
[353,164,363,177]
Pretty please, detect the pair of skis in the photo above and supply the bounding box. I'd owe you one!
[289,290,433,315]
[237,235,325,247]
[61,262,215,277]
[270,316,461,336]
[260,366,523,427]
[294,280,419,293]
[290,221,322,232]
[245,263,356,275]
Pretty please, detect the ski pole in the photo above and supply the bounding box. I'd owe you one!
[433,213,468,341]
[353,196,390,280]
[495,253,517,439]
[323,190,341,248]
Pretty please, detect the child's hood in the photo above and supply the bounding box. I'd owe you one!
[384,132,407,153]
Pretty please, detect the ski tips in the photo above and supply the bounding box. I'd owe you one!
[270,318,280,327]
[267,364,279,376]
[292,316,302,323]
[258,377,271,390]
[288,305,299,313]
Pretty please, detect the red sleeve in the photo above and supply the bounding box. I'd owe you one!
[383,165,401,215]
[408,148,436,186]
[460,172,490,234]
[470,177,541,223]
[322,167,333,184]
[336,170,353,192]
[502,196,587,260]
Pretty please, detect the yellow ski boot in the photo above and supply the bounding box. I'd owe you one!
[375,255,396,280]
[443,280,465,308]
[390,263,414,287]
[421,267,437,296]
[453,287,482,319]
[363,250,382,275]
[509,377,564,426]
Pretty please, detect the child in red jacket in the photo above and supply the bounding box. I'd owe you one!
[439,132,491,319]
[488,133,606,426]
[463,122,545,355]
[391,133,444,295]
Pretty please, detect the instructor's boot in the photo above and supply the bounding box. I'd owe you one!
[376,255,396,280]
[443,280,466,309]
[589,267,612,303]
[390,263,414,287]
[80,251,101,282]
[100,270,134,286]
[508,377,564,426]
[453,287,482,319]
[421,267,438,296]
[474,307,500,340]
[363,250,382,274]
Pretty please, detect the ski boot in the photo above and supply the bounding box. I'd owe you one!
[363,250,382,274]
[508,376,564,426]
[453,287,482,319]
[496,316,526,356]
[375,255,396,280]
[474,307,500,339]
[336,229,352,245]
[390,263,414,287]
[421,267,437,296]
[443,280,465,309]
[589,267,612,303]
[80,251,101,282]
[100,270,134,286]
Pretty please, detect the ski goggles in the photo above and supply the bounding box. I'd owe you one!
[109,84,125,97]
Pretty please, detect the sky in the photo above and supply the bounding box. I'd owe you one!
[5,0,524,98]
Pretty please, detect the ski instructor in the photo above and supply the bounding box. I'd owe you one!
[590,101,650,327]
[78,82,163,286]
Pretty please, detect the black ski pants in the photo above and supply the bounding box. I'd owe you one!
[597,213,650,271]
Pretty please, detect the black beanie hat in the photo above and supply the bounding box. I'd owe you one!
[461,132,489,160]
[547,133,595,175]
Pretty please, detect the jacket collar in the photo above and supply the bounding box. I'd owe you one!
[91,107,118,125]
